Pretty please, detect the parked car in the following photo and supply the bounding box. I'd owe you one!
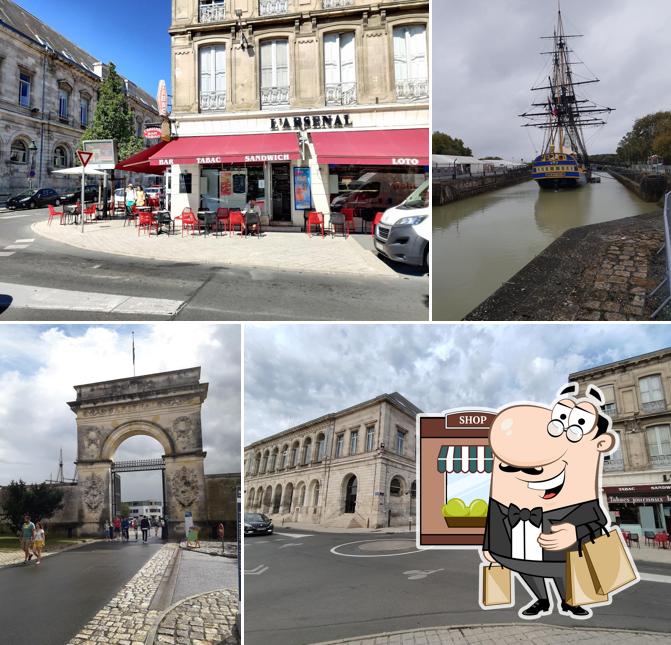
[114,188,125,207]
[374,179,429,270]
[244,512,273,536]
[6,187,62,210]
[145,186,164,201]
[60,184,99,205]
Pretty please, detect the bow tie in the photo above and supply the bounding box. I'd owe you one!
[507,504,543,528]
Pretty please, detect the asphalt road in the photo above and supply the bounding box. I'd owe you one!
[244,529,671,645]
[0,539,162,645]
[0,208,429,321]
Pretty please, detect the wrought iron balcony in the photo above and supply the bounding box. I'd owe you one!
[325,82,357,106]
[395,77,429,102]
[641,399,667,413]
[649,454,671,468]
[259,0,288,16]
[323,0,354,8]
[603,458,624,472]
[200,90,227,112]
[199,2,226,23]
[261,86,290,109]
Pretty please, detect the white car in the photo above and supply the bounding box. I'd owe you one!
[373,180,429,269]
[114,188,125,207]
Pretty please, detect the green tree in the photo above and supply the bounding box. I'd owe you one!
[120,503,131,518]
[479,156,503,160]
[616,111,671,163]
[81,62,143,161]
[0,480,64,534]
[432,131,473,156]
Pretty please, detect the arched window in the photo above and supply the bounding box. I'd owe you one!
[54,145,69,168]
[316,433,325,461]
[302,438,312,465]
[261,450,269,474]
[280,445,288,469]
[410,481,416,499]
[390,476,403,497]
[247,488,255,510]
[268,448,278,472]
[344,475,357,513]
[10,139,28,164]
[290,441,299,467]
[313,481,320,506]
[254,452,261,475]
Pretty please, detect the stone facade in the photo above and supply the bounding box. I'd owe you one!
[0,0,158,201]
[244,392,420,528]
[167,0,429,223]
[68,367,210,536]
[570,348,671,533]
[206,473,241,538]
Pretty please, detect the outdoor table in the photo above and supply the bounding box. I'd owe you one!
[63,204,80,225]
[154,211,174,236]
[198,210,216,236]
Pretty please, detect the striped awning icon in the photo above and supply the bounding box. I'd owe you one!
[437,445,493,473]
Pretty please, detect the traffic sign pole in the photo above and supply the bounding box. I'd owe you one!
[77,150,93,233]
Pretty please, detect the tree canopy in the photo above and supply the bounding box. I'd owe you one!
[432,132,473,156]
[81,62,144,161]
[616,111,671,164]
[1,480,64,534]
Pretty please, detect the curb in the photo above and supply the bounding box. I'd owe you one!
[177,541,238,558]
[308,622,671,644]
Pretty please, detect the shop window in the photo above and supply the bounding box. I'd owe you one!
[324,32,356,106]
[616,504,639,525]
[646,425,671,468]
[19,71,31,107]
[10,139,28,164]
[393,25,428,102]
[53,145,69,169]
[200,45,226,112]
[260,39,289,109]
[639,375,665,412]
[349,430,358,455]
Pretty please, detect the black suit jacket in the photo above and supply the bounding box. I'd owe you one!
[482,498,608,563]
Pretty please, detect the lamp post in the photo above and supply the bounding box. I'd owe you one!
[28,140,37,190]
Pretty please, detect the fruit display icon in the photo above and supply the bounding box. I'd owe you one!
[442,498,488,528]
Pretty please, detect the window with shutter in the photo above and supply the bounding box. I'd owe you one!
[393,25,428,102]
[200,45,226,111]
[324,32,357,106]
[260,40,289,108]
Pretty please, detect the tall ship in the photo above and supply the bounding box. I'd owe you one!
[520,5,613,189]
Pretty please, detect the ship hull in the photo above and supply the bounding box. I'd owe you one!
[535,174,587,190]
[531,154,588,190]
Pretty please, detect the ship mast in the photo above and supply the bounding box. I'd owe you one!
[519,3,613,170]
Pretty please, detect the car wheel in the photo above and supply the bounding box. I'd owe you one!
[423,245,429,273]
[267,530,273,535]
[29,201,36,209]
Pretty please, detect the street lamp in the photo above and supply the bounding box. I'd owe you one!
[28,140,37,190]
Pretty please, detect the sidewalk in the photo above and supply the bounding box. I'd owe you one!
[0,538,100,568]
[310,624,670,645]
[33,219,397,277]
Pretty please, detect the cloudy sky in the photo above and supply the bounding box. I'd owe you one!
[244,323,671,443]
[434,0,671,160]
[0,324,241,500]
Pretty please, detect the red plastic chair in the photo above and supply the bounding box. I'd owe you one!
[229,210,245,237]
[306,211,325,238]
[341,208,356,234]
[84,204,97,223]
[137,211,158,236]
[370,211,384,237]
[216,207,230,236]
[175,207,195,236]
[48,204,64,225]
[654,532,669,549]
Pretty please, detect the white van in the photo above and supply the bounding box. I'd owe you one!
[374,179,429,270]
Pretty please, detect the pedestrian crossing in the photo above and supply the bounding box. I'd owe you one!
[1,238,35,257]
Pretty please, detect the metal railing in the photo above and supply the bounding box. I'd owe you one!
[261,86,290,108]
[259,0,288,15]
[323,0,354,8]
[395,78,429,102]
[111,458,165,473]
[641,399,667,413]
[200,90,227,111]
[199,2,226,22]
[433,165,530,179]
[603,458,624,472]
[325,82,357,106]
[650,192,671,318]
[649,454,671,468]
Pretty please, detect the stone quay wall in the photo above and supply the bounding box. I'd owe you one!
[432,169,532,205]
[607,168,668,203]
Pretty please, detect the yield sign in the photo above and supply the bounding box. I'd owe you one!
[77,150,94,167]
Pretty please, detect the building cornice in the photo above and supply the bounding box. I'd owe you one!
[569,347,671,381]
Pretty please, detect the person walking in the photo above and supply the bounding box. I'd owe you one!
[121,517,130,542]
[125,184,136,212]
[153,518,159,537]
[140,515,150,543]
[108,520,114,541]
[132,518,139,541]
[135,186,146,208]
[19,514,35,564]
[113,515,121,540]
[103,520,111,542]
[32,522,45,565]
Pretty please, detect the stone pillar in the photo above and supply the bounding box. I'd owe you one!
[164,453,208,537]
[77,461,113,537]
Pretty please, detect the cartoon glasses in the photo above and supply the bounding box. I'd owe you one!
[546,402,597,443]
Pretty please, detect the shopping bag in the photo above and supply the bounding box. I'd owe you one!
[480,563,511,607]
[582,527,638,595]
[565,548,608,606]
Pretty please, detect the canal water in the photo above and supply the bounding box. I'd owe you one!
[433,173,654,320]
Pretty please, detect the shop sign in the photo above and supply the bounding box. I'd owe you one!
[270,114,353,131]
[293,167,312,210]
[144,127,163,139]
[607,494,671,504]
[244,154,291,162]
[392,158,420,166]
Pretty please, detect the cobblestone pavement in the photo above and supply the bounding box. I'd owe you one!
[33,219,396,277]
[68,544,177,645]
[151,589,239,645]
[179,540,238,558]
[311,624,671,645]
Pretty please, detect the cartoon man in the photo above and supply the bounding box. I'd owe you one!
[481,383,616,619]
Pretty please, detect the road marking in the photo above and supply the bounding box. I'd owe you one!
[274,532,314,539]
[0,281,184,316]
[278,543,303,549]
[15,239,35,243]
[0,212,40,220]
[330,539,421,558]
[403,568,444,580]
[4,245,29,250]
[640,572,671,584]
[0,252,15,257]
[245,564,269,576]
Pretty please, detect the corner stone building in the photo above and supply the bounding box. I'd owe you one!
[0,0,158,200]
[244,393,420,528]
[571,347,671,535]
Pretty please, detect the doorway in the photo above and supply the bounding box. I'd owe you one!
[271,163,291,221]
[344,475,357,514]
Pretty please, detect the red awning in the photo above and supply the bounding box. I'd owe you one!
[116,140,170,174]
[149,133,300,167]
[311,128,429,166]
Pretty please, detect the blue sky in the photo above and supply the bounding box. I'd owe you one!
[18,0,171,99]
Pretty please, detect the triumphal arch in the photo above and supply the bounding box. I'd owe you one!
[68,367,209,536]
